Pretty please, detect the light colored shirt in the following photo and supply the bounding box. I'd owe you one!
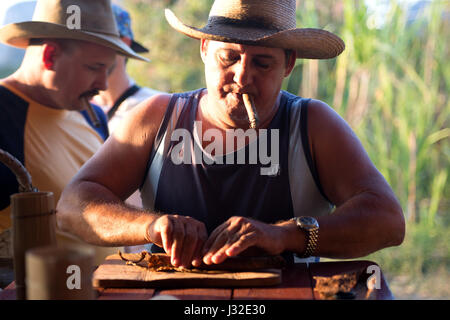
[0,84,121,264]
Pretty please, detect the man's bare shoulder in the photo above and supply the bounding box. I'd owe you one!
[307,99,344,124]
[128,93,172,125]
[305,98,357,142]
[112,93,172,143]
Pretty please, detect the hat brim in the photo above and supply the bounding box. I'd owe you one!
[131,40,149,53]
[0,21,149,62]
[165,9,344,59]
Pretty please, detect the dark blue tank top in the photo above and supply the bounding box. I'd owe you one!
[153,89,295,234]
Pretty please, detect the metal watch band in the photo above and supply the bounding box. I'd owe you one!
[291,217,319,258]
[302,228,319,258]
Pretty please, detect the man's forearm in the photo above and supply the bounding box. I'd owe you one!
[56,180,158,247]
[314,191,405,259]
[278,191,404,259]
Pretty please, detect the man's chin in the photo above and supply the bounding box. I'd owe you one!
[66,101,86,111]
[222,104,250,125]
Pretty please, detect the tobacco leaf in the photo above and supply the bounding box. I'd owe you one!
[118,250,286,273]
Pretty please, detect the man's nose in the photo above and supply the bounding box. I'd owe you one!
[233,57,253,88]
[94,70,109,91]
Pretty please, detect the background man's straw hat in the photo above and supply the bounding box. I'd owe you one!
[0,0,148,61]
[165,0,345,59]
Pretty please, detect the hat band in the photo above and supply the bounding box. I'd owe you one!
[205,16,283,32]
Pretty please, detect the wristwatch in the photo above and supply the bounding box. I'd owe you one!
[291,216,319,258]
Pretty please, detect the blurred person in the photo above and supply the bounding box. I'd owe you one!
[0,0,147,264]
[91,4,159,133]
[57,0,405,268]
[0,1,37,77]
[91,5,158,242]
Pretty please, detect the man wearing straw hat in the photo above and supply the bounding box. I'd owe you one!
[58,0,405,268]
[0,0,148,264]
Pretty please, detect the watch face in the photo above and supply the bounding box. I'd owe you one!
[299,216,319,229]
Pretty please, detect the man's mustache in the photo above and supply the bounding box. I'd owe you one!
[80,89,100,99]
[223,85,254,95]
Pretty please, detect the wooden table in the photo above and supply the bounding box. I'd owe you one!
[0,260,393,300]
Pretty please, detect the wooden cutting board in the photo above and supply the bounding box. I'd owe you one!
[93,254,282,289]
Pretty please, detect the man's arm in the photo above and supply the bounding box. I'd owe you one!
[56,94,169,245]
[202,99,405,264]
[305,99,405,258]
[57,93,208,267]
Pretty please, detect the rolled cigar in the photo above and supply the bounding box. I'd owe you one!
[242,94,259,129]
[82,97,101,128]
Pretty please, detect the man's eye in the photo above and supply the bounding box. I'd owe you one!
[107,65,116,76]
[219,54,238,65]
[85,65,100,71]
[255,60,270,69]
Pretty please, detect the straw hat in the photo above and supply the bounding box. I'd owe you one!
[0,0,148,61]
[165,0,345,59]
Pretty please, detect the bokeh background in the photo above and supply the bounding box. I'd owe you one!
[0,0,448,299]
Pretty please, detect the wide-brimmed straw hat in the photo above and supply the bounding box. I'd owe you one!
[165,0,345,59]
[0,0,148,61]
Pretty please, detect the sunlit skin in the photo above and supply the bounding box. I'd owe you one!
[6,40,116,111]
[45,41,117,110]
[198,40,296,132]
[91,37,132,110]
[57,43,404,269]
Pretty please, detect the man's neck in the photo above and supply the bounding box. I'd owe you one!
[2,69,58,109]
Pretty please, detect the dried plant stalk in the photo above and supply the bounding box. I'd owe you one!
[0,148,37,193]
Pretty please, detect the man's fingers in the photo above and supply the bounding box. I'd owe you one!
[203,218,244,256]
[203,222,246,264]
[210,231,257,264]
[225,232,257,257]
[178,220,199,267]
[153,216,173,256]
[192,227,208,267]
[202,222,228,255]
[150,215,279,268]
[170,216,185,267]
[152,215,208,268]
[202,229,231,264]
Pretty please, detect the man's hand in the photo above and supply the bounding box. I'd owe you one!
[201,216,287,265]
[146,214,208,268]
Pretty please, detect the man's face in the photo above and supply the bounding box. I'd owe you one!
[201,40,295,128]
[51,41,116,110]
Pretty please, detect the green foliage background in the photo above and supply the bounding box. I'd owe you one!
[125,0,449,298]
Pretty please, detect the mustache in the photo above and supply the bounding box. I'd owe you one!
[223,85,254,95]
[80,89,100,99]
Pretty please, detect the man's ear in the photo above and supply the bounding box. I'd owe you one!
[42,41,62,70]
[200,39,209,64]
[284,50,297,77]
[120,36,132,47]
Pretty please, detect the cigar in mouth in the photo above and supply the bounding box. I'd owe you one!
[242,93,259,129]
[81,97,101,128]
